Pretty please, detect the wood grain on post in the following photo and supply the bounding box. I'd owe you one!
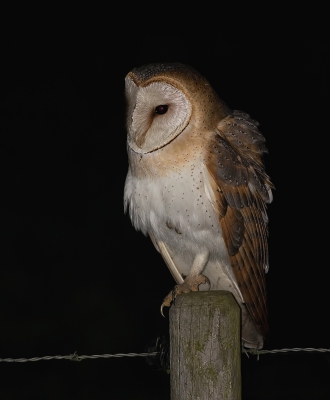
[169,291,241,400]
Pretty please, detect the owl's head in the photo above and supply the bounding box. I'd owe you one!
[125,62,230,154]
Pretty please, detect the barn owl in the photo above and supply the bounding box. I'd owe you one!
[123,62,273,349]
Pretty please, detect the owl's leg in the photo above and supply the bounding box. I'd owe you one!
[160,252,210,316]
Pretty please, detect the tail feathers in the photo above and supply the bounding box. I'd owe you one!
[240,303,264,349]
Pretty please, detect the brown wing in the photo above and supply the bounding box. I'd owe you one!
[205,111,273,337]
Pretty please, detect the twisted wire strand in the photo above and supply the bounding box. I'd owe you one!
[245,347,330,355]
[0,352,158,363]
[1,348,329,363]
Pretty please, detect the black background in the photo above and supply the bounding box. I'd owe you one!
[2,11,330,399]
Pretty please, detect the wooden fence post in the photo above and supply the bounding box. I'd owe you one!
[169,291,241,400]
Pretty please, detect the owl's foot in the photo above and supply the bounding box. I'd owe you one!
[160,275,210,317]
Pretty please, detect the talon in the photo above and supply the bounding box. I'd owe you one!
[160,275,210,317]
[160,304,165,318]
[205,276,211,289]
[160,291,173,317]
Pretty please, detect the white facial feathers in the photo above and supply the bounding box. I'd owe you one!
[125,79,192,154]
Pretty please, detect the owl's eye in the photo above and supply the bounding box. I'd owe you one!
[154,105,168,115]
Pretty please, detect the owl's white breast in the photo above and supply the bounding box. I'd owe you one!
[124,144,221,246]
[124,139,241,298]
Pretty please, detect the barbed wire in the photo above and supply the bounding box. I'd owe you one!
[0,352,158,363]
[245,347,330,355]
[0,347,329,363]
[243,347,330,360]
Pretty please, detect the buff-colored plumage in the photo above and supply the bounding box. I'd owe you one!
[124,62,273,349]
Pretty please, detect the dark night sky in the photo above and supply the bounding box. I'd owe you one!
[1,14,330,399]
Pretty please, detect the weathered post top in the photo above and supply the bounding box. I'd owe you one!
[169,290,241,400]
